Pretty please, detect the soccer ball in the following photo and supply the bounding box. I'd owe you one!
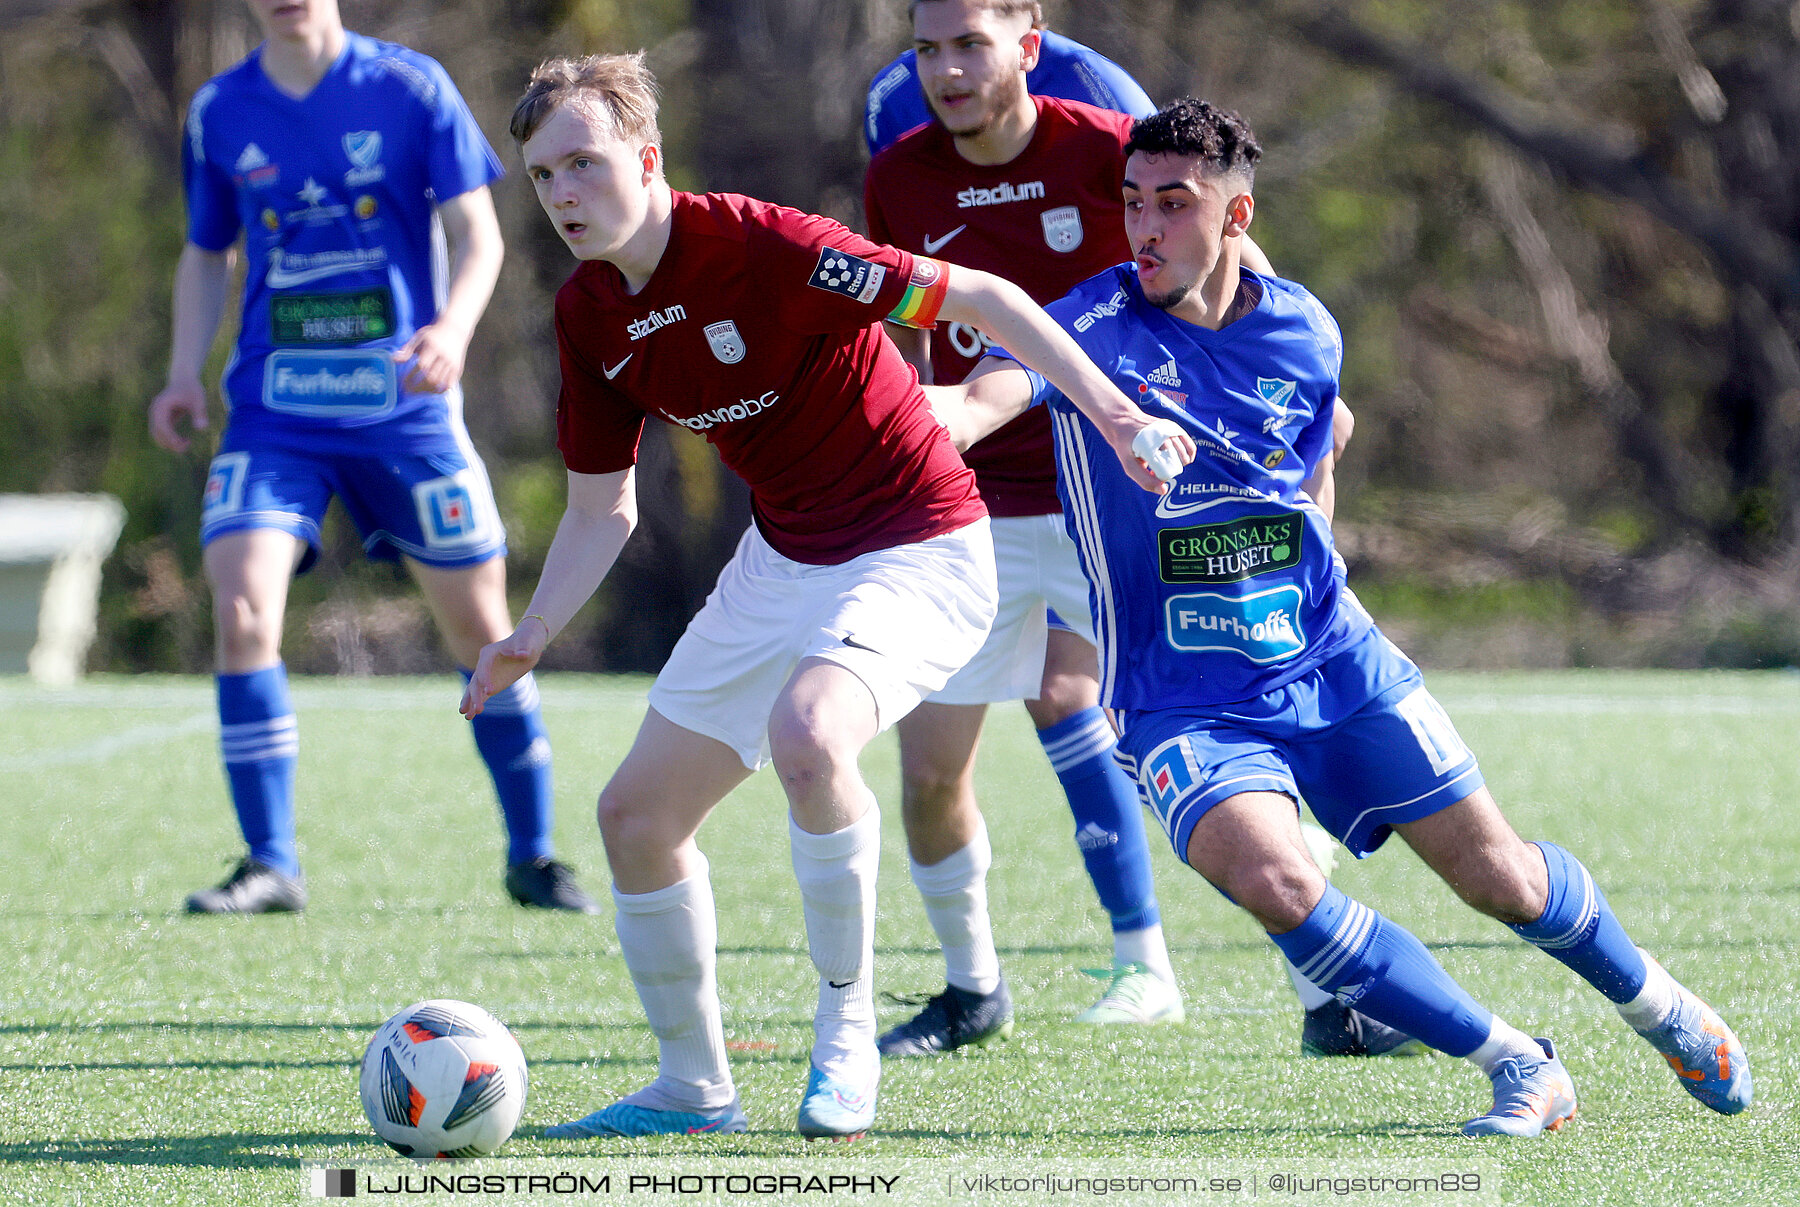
[358,999,528,1157]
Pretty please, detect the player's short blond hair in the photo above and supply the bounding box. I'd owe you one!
[910,0,1044,28]
[509,52,662,147]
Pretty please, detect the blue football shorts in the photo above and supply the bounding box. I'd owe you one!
[1115,627,1484,864]
[199,439,506,573]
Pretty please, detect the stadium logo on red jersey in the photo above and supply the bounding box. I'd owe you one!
[1041,205,1084,253]
[956,180,1045,208]
[628,304,688,341]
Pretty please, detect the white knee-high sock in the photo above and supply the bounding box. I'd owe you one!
[790,803,881,1080]
[910,820,1001,995]
[611,857,735,1111]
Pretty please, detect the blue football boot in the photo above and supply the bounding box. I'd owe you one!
[796,1063,877,1141]
[1628,953,1752,1115]
[544,1095,746,1138]
[1461,1038,1578,1138]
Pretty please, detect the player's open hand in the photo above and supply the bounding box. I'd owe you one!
[461,616,549,718]
[396,322,471,395]
[149,378,210,453]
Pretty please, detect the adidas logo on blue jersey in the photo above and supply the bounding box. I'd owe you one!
[236,143,269,173]
[1147,359,1182,387]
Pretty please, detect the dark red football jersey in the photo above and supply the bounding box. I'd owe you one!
[865,97,1134,517]
[554,191,984,566]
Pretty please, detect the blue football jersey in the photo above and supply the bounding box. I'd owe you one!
[182,32,503,455]
[864,30,1154,156]
[1005,266,1373,710]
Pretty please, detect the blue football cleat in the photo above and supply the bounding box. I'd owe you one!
[543,1096,747,1138]
[1461,1038,1578,1138]
[1629,956,1752,1115]
[796,1063,877,1141]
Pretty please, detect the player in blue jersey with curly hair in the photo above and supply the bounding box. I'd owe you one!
[932,96,1752,1136]
[149,0,595,916]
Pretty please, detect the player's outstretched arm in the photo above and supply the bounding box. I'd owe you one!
[460,466,637,718]
[1240,234,1275,278]
[149,242,235,453]
[933,266,1195,492]
[399,186,504,394]
[925,355,1033,451]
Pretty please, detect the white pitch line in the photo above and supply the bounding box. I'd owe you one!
[2,712,218,772]
[1442,694,1800,716]
[0,678,652,713]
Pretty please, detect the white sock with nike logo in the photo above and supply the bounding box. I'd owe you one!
[791,803,881,1082]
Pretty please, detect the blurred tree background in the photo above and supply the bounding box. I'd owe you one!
[3,0,1798,674]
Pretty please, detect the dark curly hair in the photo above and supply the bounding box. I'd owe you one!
[1125,98,1261,185]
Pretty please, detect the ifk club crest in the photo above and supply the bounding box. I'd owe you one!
[705,320,746,364]
[342,131,385,186]
[343,131,382,168]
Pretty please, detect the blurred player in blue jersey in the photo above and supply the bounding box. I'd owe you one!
[864,17,1153,156]
[148,0,596,916]
[932,98,1752,1135]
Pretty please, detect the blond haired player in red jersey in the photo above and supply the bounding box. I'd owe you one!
[460,53,1193,1142]
[863,0,1397,1060]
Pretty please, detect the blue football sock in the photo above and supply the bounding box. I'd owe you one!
[1037,707,1159,933]
[1269,883,1493,1058]
[461,670,555,866]
[1508,840,1648,1003]
[217,665,300,877]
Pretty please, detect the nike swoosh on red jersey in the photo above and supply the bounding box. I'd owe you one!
[603,355,632,380]
[921,225,967,255]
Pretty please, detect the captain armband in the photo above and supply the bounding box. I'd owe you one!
[886,257,950,329]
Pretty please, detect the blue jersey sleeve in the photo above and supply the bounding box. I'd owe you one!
[978,347,1054,410]
[1035,30,1154,118]
[1282,278,1344,478]
[181,82,241,251]
[864,30,1152,156]
[414,55,504,204]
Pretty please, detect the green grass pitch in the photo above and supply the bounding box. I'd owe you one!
[1,671,1796,1205]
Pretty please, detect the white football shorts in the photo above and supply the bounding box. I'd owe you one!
[648,518,998,770]
[927,512,1095,706]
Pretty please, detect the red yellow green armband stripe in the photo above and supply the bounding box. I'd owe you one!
[887,257,949,329]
